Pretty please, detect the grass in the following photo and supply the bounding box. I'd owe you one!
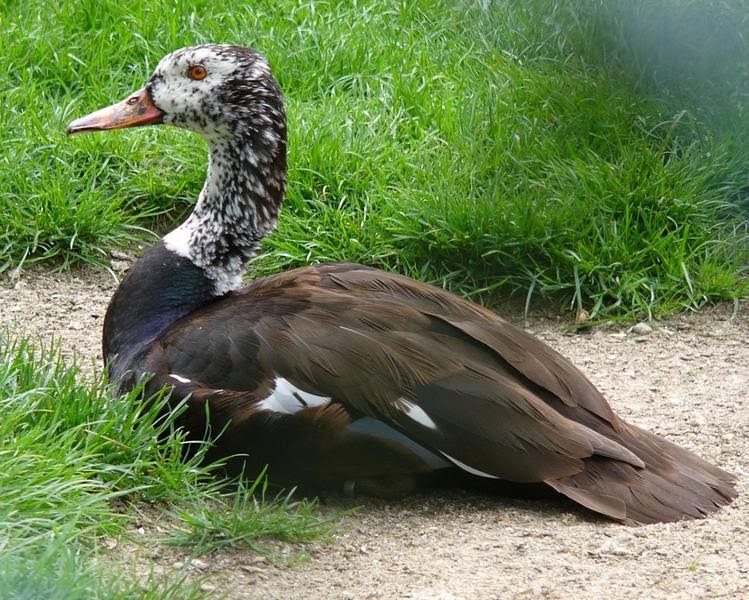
[0,335,332,597]
[1,0,747,317]
[0,2,747,593]
[167,471,331,554]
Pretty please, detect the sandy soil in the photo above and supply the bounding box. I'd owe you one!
[1,266,747,600]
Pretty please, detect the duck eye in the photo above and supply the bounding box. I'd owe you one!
[187,65,208,80]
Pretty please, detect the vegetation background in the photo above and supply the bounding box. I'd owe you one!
[2,0,747,318]
[0,0,747,597]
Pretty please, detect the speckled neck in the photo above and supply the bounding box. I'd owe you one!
[163,104,287,296]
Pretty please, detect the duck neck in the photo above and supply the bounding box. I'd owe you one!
[163,122,287,295]
[104,121,286,379]
[103,241,218,381]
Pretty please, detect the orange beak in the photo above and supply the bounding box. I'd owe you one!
[67,87,164,135]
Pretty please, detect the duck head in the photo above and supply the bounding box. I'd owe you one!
[68,45,288,295]
[68,45,285,143]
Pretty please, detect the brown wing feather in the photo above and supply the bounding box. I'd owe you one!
[157,265,642,478]
[326,266,616,420]
[547,424,737,524]
[148,263,736,524]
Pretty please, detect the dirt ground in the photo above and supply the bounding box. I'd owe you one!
[1,266,747,600]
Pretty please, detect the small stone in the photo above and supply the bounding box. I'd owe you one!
[110,249,134,261]
[191,558,208,570]
[596,540,631,557]
[631,322,653,335]
[110,259,131,272]
[240,565,265,574]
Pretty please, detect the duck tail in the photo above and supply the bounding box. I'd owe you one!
[545,423,737,525]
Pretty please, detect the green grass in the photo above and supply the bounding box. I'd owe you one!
[0,548,203,600]
[167,471,332,554]
[1,0,747,317]
[0,2,747,592]
[0,335,332,598]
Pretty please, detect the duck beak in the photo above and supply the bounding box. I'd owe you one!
[67,87,164,135]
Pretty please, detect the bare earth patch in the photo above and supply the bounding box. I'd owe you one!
[2,267,747,600]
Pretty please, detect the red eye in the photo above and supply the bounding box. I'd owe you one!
[188,65,208,80]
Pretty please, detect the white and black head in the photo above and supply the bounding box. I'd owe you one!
[148,45,286,149]
[69,44,286,153]
[68,44,288,295]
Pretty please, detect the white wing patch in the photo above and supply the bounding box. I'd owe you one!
[169,373,192,384]
[440,452,499,479]
[399,399,438,431]
[256,377,331,415]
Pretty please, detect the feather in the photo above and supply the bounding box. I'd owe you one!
[69,44,737,525]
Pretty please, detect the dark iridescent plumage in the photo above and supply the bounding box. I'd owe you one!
[69,44,737,525]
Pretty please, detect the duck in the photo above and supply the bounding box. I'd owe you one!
[67,44,736,525]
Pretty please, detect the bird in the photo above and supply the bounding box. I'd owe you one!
[67,44,736,525]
